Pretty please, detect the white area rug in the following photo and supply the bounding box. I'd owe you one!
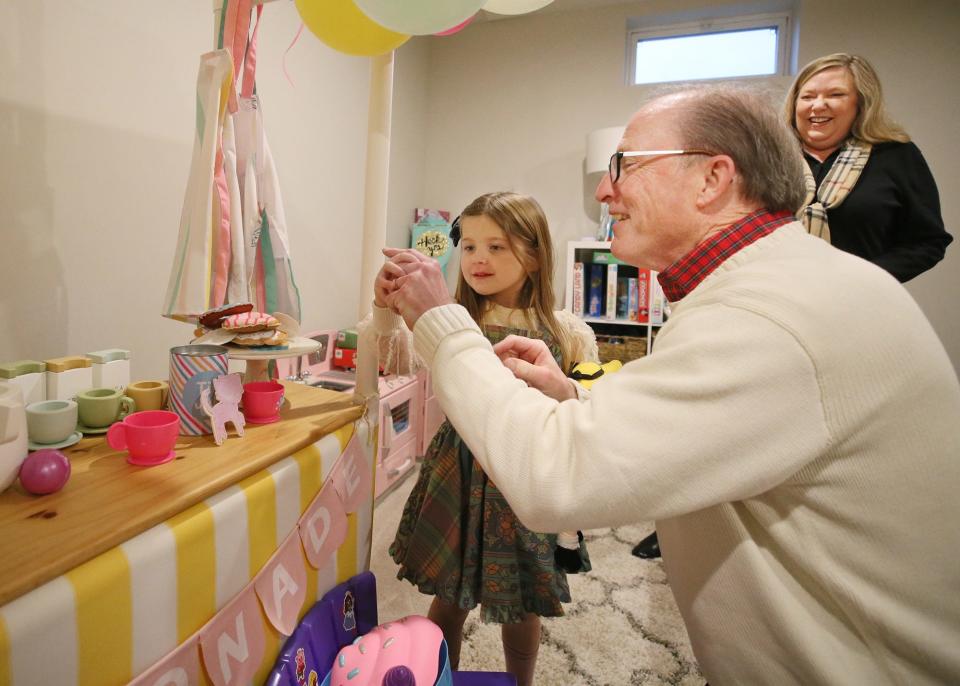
[371,466,703,685]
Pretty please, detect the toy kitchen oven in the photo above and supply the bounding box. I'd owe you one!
[276,330,445,500]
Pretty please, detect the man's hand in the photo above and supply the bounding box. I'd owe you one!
[382,248,454,329]
[493,335,577,401]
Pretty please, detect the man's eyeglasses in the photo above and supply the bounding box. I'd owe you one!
[608,150,716,184]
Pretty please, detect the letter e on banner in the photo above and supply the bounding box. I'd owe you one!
[199,590,266,686]
[331,434,372,513]
[255,531,307,635]
[299,481,348,568]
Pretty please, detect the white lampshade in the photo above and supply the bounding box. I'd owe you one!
[586,126,625,175]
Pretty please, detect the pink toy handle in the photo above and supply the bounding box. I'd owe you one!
[106,423,128,452]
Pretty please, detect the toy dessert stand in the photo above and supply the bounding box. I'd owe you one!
[227,337,320,383]
[192,312,320,383]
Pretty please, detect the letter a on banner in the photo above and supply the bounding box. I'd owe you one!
[331,434,372,513]
[199,590,266,686]
[255,530,308,635]
[299,481,348,568]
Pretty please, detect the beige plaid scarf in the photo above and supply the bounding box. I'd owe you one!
[799,138,872,242]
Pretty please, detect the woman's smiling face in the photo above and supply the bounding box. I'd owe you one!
[795,66,859,159]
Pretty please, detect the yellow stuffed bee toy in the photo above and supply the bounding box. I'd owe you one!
[569,359,623,390]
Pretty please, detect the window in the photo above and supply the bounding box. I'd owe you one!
[628,12,792,85]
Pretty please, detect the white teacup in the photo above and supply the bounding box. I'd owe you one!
[26,400,78,445]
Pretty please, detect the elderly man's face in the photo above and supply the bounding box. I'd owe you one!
[595,101,706,272]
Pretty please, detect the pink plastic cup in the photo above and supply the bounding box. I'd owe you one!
[242,381,285,424]
[107,410,180,466]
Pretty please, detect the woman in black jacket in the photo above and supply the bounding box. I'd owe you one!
[785,52,952,282]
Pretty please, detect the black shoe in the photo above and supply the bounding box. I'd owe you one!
[632,531,661,559]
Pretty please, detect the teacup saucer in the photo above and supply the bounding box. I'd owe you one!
[28,431,83,452]
[127,450,176,467]
[244,413,281,425]
[76,422,111,435]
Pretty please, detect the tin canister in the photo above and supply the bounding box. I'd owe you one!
[168,345,229,435]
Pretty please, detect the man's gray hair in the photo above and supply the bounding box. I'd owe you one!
[668,86,807,214]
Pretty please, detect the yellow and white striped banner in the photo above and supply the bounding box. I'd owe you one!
[0,420,375,686]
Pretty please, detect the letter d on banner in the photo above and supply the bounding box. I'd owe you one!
[299,481,348,568]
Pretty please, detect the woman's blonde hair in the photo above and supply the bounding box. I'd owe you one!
[455,192,576,371]
[784,53,910,144]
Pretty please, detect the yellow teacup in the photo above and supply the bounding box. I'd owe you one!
[125,381,169,412]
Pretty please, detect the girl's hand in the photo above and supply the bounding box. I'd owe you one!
[374,258,406,308]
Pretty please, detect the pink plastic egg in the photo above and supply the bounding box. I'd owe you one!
[19,449,71,495]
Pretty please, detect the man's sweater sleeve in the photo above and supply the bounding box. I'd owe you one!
[412,303,830,532]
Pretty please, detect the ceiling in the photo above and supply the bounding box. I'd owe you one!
[478,0,637,22]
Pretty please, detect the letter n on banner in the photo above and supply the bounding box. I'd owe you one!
[331,434,372,513]
[254,530,307,636]
[127,636,201,686]
[299,481,348,568]
[199,591,266,686]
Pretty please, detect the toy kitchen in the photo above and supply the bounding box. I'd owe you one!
[277,329,444,500]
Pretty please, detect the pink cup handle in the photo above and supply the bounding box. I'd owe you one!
[107,423,127,451]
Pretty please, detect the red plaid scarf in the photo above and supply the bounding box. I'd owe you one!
[658,209,794,302]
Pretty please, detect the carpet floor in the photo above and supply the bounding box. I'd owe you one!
[370,466,704,685]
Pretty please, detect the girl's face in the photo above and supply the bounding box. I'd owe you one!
[459,214,530,308]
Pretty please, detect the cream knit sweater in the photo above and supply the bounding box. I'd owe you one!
[409,223,960,685]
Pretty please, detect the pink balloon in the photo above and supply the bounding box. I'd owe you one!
[19,449,71,495]
[434,14,475,36]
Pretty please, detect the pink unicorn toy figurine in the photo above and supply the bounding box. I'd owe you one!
[200,373,245,446]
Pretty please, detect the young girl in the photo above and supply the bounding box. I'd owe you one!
[368,192,597,686]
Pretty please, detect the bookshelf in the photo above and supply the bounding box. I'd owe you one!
[563,240,665,357]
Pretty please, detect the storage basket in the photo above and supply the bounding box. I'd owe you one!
[596,334,647,363]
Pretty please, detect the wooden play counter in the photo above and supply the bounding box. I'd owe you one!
[0,381,363,608]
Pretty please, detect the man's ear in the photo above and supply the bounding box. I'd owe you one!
[696,154,737,208]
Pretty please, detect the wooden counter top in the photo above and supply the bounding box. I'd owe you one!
[0,382,364,607]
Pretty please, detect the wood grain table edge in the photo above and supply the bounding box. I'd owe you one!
[0,383,365,607]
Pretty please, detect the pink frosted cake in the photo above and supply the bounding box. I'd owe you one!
[323,615,444,686]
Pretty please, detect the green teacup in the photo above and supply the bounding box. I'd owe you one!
[76,388,136,428]
[26,399,78,445]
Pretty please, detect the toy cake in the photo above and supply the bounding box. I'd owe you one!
[321,615,450,686]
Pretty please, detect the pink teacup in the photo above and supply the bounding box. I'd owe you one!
[107,410,180,466]
[241,381,284,424]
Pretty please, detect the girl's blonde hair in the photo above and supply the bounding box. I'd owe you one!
[455,192,576,371]
[784,53,910,145]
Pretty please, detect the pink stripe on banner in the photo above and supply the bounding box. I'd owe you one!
[211,142,231,309]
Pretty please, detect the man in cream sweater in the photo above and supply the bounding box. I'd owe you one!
[378,87,960,684]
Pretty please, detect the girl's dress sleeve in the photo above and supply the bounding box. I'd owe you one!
[554,310,598,402]
[356,303,425,376]
[555,310,599,364]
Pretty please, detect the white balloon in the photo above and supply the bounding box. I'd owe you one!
[482,0,554,16]
[354,0,487,36]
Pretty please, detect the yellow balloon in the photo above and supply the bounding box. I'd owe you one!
[295,0,409,57]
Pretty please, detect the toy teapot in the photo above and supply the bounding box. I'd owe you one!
[0,381,29,492]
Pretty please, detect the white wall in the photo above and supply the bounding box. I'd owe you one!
[0,0,372,380]
[1,0,957,383]
[390,0,960,373]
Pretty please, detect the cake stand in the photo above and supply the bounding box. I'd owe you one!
[226,337,320,383]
